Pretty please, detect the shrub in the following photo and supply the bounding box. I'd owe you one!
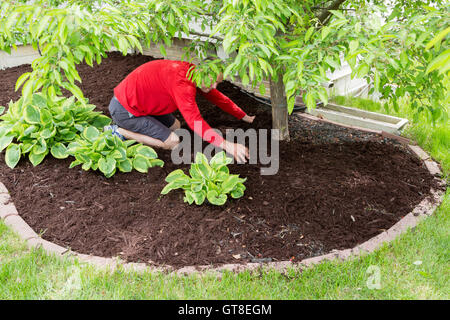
[161,152,246,205]
[66,126,164,178]
[0,93,110,168]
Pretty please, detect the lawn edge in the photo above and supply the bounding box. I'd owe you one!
[0,145,445,277]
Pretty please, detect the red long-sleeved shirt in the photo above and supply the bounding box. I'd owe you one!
[114,60,246,146]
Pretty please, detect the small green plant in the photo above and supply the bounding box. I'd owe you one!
[0,93,111,168]
[161,152,246,206]
[67,126,164,178]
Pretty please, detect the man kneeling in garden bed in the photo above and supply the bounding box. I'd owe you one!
[106,59,255,163]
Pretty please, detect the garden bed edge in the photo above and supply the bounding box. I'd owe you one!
[0,144,445,277]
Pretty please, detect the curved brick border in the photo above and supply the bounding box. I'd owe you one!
[0,144,446,276]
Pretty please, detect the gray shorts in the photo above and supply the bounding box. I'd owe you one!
[108,96,176,142]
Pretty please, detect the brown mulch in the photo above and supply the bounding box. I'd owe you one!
[0,52,439,268]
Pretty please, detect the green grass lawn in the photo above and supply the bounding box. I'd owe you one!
[0,96,449,300]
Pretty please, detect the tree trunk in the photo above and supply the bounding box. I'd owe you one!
[269,73,290,141]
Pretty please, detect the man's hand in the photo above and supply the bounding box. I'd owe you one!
[242,115,256,123]
[221,141,249,163]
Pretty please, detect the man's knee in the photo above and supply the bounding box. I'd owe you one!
[169,118,181,131]
[163,132,180,150]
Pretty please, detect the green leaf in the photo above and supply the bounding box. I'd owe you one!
[37,15,51,37]
[374,70,380,92]
[317,87,329,106]
[196,163,213,180]
[21,143,34,154]
[183,190,195,204]
[40,127,56,139]
[426,49,450,74]
[400,51,409,68]
[192,191,206,205]
[349,40,359,53]
[117,159,132,172]
[40,108,53,125]
[425,27,450,50]
[195,152,208,164]
[29,148,47,166]
[330,10,346,20]
[124,140,137,147]
[321,26,331,40]
[104,168,116,178]
[90,115,112,128]
[31,142,47,155]
[81,159,92,171]
[161,181,179,195]
[149,159,164,167]
[98,157,116,176]
[221,175,240,193]
[51,143,68,159]
[241,73,249,86]
[159,44,167,57]
[0,135,14,152]
[32,94,47,109]
[230,184,246,199]
[191,182,203,192]
[69,160,82,168]
[304,27,314,42]
[165,169,188,182]
[223,63,236,80]
[304,91,316,110]
[110,149,125,160]
[23,125,37,137]
[259,83,266,96]
[223,34,238,53]
[15,72,31,92]
[356,62,370,78]
[83,126,100,143]
[136,145,158,159]
[24,105,41,124]
[324,56,340,70]
[66,83,85,102]
[206,190,227,206]
[210,151,232,169]
[5,143,21,169]
[133,154,149,173]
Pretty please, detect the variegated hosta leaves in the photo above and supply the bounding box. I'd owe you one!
[0,93,111,168]
[67,126,164,178]
[161,151,246,206]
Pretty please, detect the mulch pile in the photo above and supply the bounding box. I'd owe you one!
[0,52,439,268]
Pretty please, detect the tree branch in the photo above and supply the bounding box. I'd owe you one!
[317,0,348,24]
[313,7,355,11]
[188,30,224,41]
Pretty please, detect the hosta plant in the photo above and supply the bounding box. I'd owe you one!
[0,93,111,168]
[67,126,164,178]
[161,152,246,206]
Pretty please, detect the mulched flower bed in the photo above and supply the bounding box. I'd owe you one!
[0,52,439,268]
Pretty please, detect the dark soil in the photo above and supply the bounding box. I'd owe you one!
[0,52,439,268]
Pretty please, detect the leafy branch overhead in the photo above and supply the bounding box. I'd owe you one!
[204,0,449,121]
[0,0,448,146]
[0,0,169,173]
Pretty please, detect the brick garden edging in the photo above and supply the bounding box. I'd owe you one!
[0,142,446,276]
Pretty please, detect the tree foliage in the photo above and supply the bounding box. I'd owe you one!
[0,0,448,144]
